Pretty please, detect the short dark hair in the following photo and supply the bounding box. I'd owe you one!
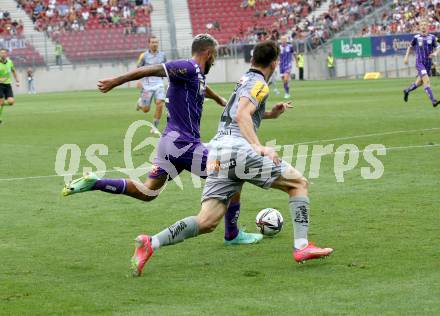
[149,35,158,42]
[191,34,218,55]
[252,40,280,68]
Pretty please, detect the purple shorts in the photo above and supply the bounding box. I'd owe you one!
[416,62,432,78]
[148,133,208,180]
[280,67,291,75]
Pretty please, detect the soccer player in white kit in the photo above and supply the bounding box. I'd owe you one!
[136,36,167,133]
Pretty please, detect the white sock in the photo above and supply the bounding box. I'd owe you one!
[151,236,160,250]
[294,238,308,250]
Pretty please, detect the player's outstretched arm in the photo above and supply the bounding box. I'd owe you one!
[403,47,412,65]
[236,97,280,164]
[97,64,166,93]
[430,47,440,58]
[11,68,20,87]
[205,85,227,106]
[263,101,292,119]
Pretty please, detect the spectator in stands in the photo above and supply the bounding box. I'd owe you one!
[359,0,440,36]
[218,45,231,57]
[271,29,280,41]
[72,20,81,32]
[0,11,24,36]
[82,10,90,22]
[233,0,384,48]
[21,0,152,36]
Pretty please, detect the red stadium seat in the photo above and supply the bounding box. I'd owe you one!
[55,29,149,61]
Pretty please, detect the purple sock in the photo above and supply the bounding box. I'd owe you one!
[92,178,127,194]
[424,86,437,104]
[284,82,289,94]
[224,201,240,241]
[405,82,418,93]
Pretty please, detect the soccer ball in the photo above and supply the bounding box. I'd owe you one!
[256,208,284,236]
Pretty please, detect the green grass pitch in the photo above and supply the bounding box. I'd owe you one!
[0,79,439,315]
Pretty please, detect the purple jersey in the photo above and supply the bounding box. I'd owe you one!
[279,44,294,73]
[162,59,206,142]
[411,33,438,66]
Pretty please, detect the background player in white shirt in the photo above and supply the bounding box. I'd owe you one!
[136,36,167,133]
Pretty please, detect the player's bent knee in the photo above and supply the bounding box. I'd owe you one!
[127,184,159,202]
[422,77,430,85]
[273,167,309,193]
[295,177,309,191]
[141,177,166,201]
[283,175,307,190]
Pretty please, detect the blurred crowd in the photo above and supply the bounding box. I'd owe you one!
[236,0,321,43]
[0,11,24,37]
[359,0,440,36]
[232,0,383,47]
[16,0,152,35]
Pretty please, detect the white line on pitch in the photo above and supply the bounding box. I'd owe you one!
[294,127,440,145]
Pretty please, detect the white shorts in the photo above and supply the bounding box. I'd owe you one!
[202,137,289,203]
[139,85,165,108]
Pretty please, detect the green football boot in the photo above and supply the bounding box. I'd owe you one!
[224,229,263,245]
[62,172,99,197]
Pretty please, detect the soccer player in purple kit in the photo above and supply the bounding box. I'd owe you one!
[63,34,262,248]
[279,35,295,99]
[403,20,440,107]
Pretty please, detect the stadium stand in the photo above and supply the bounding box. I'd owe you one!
[359,0,440,36]
[15,0,153,62]
[54,29,149,62]
[0,10,24,36]
[303,0,384,47]
[188,0,384,47]
[0,10,45,66]
[187,0,321,44]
